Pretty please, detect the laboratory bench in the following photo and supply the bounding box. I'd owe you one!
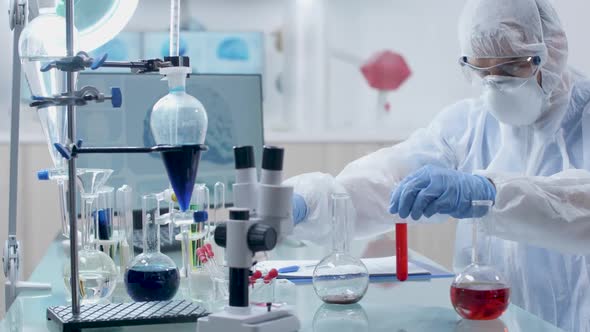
[0,237,563,332]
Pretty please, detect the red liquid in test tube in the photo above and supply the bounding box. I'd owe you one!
[396,223,408,281]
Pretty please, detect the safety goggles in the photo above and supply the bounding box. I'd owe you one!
[459,56,542,87]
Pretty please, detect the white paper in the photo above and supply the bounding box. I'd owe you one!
[255,256,430,279]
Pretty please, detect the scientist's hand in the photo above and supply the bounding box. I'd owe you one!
[292,193,308,225]
[389,165,496,220]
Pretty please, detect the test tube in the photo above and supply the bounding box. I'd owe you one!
[213,182,225,237]
[96,186,116,258]
[96,187,115,240]
[191,184,209,269]
[116,185,134,271]
[165,185,175,245]
[396,223,408,281]
[142,194,161,252]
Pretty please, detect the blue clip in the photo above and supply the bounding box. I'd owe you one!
[37,169,50,180]
[40,62,54,72]
[193,210,209,223]
[54,143,71,160]
[31,95,45,101]
[111,87,122,108]
[91,53,108,70]
[76,139,83,148]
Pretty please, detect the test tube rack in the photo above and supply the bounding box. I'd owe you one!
[47,300,207,332]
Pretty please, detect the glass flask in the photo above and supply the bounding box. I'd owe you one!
[124,194,180,302]
[150,66,208,223]
[19,0,79,239]
[312,193,369,304]
[450,200,510,320]
[19,1,79,171]
[115,185,134,278]
[63,169,117,304]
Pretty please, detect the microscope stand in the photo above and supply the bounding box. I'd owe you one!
[197,306,300,332]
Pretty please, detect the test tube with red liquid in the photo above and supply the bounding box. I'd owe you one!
[396,223,408,281]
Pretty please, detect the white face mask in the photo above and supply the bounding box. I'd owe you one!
[482,76,547,126]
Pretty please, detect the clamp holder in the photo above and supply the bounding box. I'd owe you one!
[31,86,122,109]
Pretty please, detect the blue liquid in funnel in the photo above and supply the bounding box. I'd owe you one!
[161,145,202,211]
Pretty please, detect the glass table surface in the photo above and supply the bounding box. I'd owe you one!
[0,237,563,332]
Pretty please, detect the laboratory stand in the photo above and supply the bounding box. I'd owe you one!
[4,0,52,311]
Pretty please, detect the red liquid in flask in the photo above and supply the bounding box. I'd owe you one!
[450,283,510,320]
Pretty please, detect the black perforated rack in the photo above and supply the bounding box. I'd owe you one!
[46,300,208,332]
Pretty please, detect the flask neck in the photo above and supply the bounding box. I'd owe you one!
[169,86,186,94]
[142,196,162,254]
[166,70,188,93]
[331,193,351,254]
[143,221,161,254]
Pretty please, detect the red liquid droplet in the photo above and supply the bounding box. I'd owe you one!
[450,284,510,320]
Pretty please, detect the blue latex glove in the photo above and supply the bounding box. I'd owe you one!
[292,193,308,225]
[389,165,496,220]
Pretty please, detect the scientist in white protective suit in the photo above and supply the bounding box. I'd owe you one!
[287,0,590,331]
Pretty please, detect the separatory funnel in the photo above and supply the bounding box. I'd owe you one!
[312,193,369,304]
[450,200,510,320]
[124,194,180,302]
[63,169,117,304]
[19,0,78,238]
[150,65,208,223]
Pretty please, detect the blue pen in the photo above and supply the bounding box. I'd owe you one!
[278,265,300,274]
[278,264,316,274]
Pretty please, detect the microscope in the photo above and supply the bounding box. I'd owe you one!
[197,146,300,332]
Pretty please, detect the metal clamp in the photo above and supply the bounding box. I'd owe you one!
[2,236,19,279]
[30,86,122,109]
[40,51,108,73]
[8,0,26,30]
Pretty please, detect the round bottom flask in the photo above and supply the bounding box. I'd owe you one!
[125,253,180,302]
[450,200,510,320]
[451,264,510,320]
[312,194,369,304]
[63,248,118,304]
[63,188,117,304]
[124,194,180,301]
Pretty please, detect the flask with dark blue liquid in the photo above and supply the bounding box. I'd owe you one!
[124,194,180,302]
